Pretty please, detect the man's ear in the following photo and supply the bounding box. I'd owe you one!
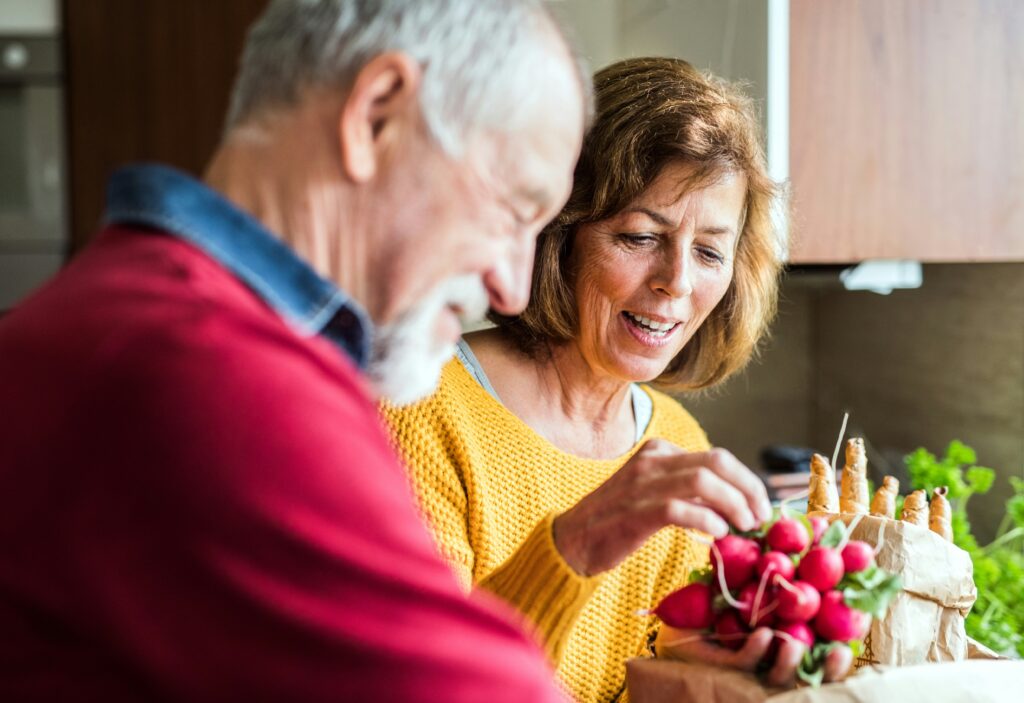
[339,52,422,183]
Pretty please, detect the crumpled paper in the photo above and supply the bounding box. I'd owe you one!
[810,512,977,665]
[626,658,1024,703]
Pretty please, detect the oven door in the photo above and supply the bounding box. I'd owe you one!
[0,35,66,310]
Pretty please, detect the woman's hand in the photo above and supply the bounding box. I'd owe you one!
[552,439,772,576]
[656,625,854,688]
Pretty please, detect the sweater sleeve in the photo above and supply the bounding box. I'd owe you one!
[478,512,602,664]
[382,375,601,666]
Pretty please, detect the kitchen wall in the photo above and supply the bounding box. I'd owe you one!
[678,264,1024,541]
[679,284,816,471]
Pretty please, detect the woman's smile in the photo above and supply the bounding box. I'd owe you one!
[620,310,683,346]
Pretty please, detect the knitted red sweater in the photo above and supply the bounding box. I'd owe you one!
[0,227,563,702]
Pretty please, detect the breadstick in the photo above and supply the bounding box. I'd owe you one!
[840,438,869,514]
[900,489,929,528]
[870,476,900,519]
[929,486,953,541]
[808,453,839,514]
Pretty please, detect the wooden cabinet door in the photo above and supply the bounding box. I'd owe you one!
[63,0,268,251]
[789,0,1024,263]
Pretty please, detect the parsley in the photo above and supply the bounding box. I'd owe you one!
[905,441,1024,657]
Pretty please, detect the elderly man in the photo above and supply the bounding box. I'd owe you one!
[0,1,586,700]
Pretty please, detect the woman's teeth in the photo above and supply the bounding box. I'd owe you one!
[624,311,676,337]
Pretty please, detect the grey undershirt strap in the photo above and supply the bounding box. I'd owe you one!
[454,339,653,442]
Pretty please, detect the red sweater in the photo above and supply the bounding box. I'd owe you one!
[0,228,565,702]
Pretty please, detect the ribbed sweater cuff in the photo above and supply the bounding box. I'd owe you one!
[478,512,602,665]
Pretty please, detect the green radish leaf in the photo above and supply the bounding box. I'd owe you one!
[796,659,825,688]
[797,641,844,688]
[687,565,713,585]
[712,593,730,611]
[840,564,890,591]
[843,572,902,619]
[849,639,864,658]
[819,520,846,549]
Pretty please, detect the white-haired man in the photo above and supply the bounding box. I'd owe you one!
[0,1,586,700]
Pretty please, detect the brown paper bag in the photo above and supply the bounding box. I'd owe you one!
[626,658,782,703]
[810,512,977,666]
[626,658,1024,703]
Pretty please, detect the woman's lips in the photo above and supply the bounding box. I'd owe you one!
[620,311,681,347]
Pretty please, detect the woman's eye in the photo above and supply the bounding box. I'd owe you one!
[696,246,725,264]
[618,233,657,247]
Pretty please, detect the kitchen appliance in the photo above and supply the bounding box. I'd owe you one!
[0,30,65,310]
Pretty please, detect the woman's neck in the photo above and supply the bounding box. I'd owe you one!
[466,329,637,459]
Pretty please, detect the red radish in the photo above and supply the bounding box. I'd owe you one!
[841,540,875,573]
[775,620,815,650]
[766,517,811,554]
[714,610,750,651]
[809,516,829,544]
[814,591,870,642]
[654,582,715,630]
[756,551,796,582]
[797,546,845,592]
[738,583,777,628]
[712,535,761,590]
[774,579,821,622]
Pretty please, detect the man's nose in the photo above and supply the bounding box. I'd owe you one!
[483,235,535,315]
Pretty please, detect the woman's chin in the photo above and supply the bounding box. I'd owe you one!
[610,358,675,385]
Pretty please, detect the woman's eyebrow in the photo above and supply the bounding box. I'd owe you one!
[622,206,673,227]
[701,225,737,237]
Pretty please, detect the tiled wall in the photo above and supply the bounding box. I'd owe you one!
[677,264,1024,541]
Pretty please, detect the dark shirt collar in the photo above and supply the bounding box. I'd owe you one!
[103,164,372,368]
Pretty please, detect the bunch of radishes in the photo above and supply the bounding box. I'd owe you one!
[655,513,901,685]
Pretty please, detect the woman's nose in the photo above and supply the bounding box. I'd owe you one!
[652,247,694,299]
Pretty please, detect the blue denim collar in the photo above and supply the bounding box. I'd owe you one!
[103,163,372,369]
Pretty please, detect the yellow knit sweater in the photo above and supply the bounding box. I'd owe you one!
[382,360,710,703]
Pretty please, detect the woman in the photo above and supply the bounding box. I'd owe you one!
[384,58,843,701]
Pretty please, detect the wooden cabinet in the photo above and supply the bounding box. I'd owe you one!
[63,0,268,251]
[788,0,1024,263]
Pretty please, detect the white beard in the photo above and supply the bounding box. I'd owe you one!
[368,275,489,406]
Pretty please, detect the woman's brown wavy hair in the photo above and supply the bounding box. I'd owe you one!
[491,56,785,391]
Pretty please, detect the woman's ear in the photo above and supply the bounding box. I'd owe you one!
[338,52,422,183]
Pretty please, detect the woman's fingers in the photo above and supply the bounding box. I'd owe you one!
[728,627,774,671]
[635,442,771,529]
[765,637,804,688]
[662,499,729,538]
[552,442,771,575]
[823,643,854,682]
[652,465,761,532]
[688,448,773,524]
[659,626,772,671]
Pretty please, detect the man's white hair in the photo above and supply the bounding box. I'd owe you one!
[226,0,592,156]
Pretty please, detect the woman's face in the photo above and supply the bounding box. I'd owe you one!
[571,162,745,384]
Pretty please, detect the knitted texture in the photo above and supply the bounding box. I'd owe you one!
[383,360,711,703]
